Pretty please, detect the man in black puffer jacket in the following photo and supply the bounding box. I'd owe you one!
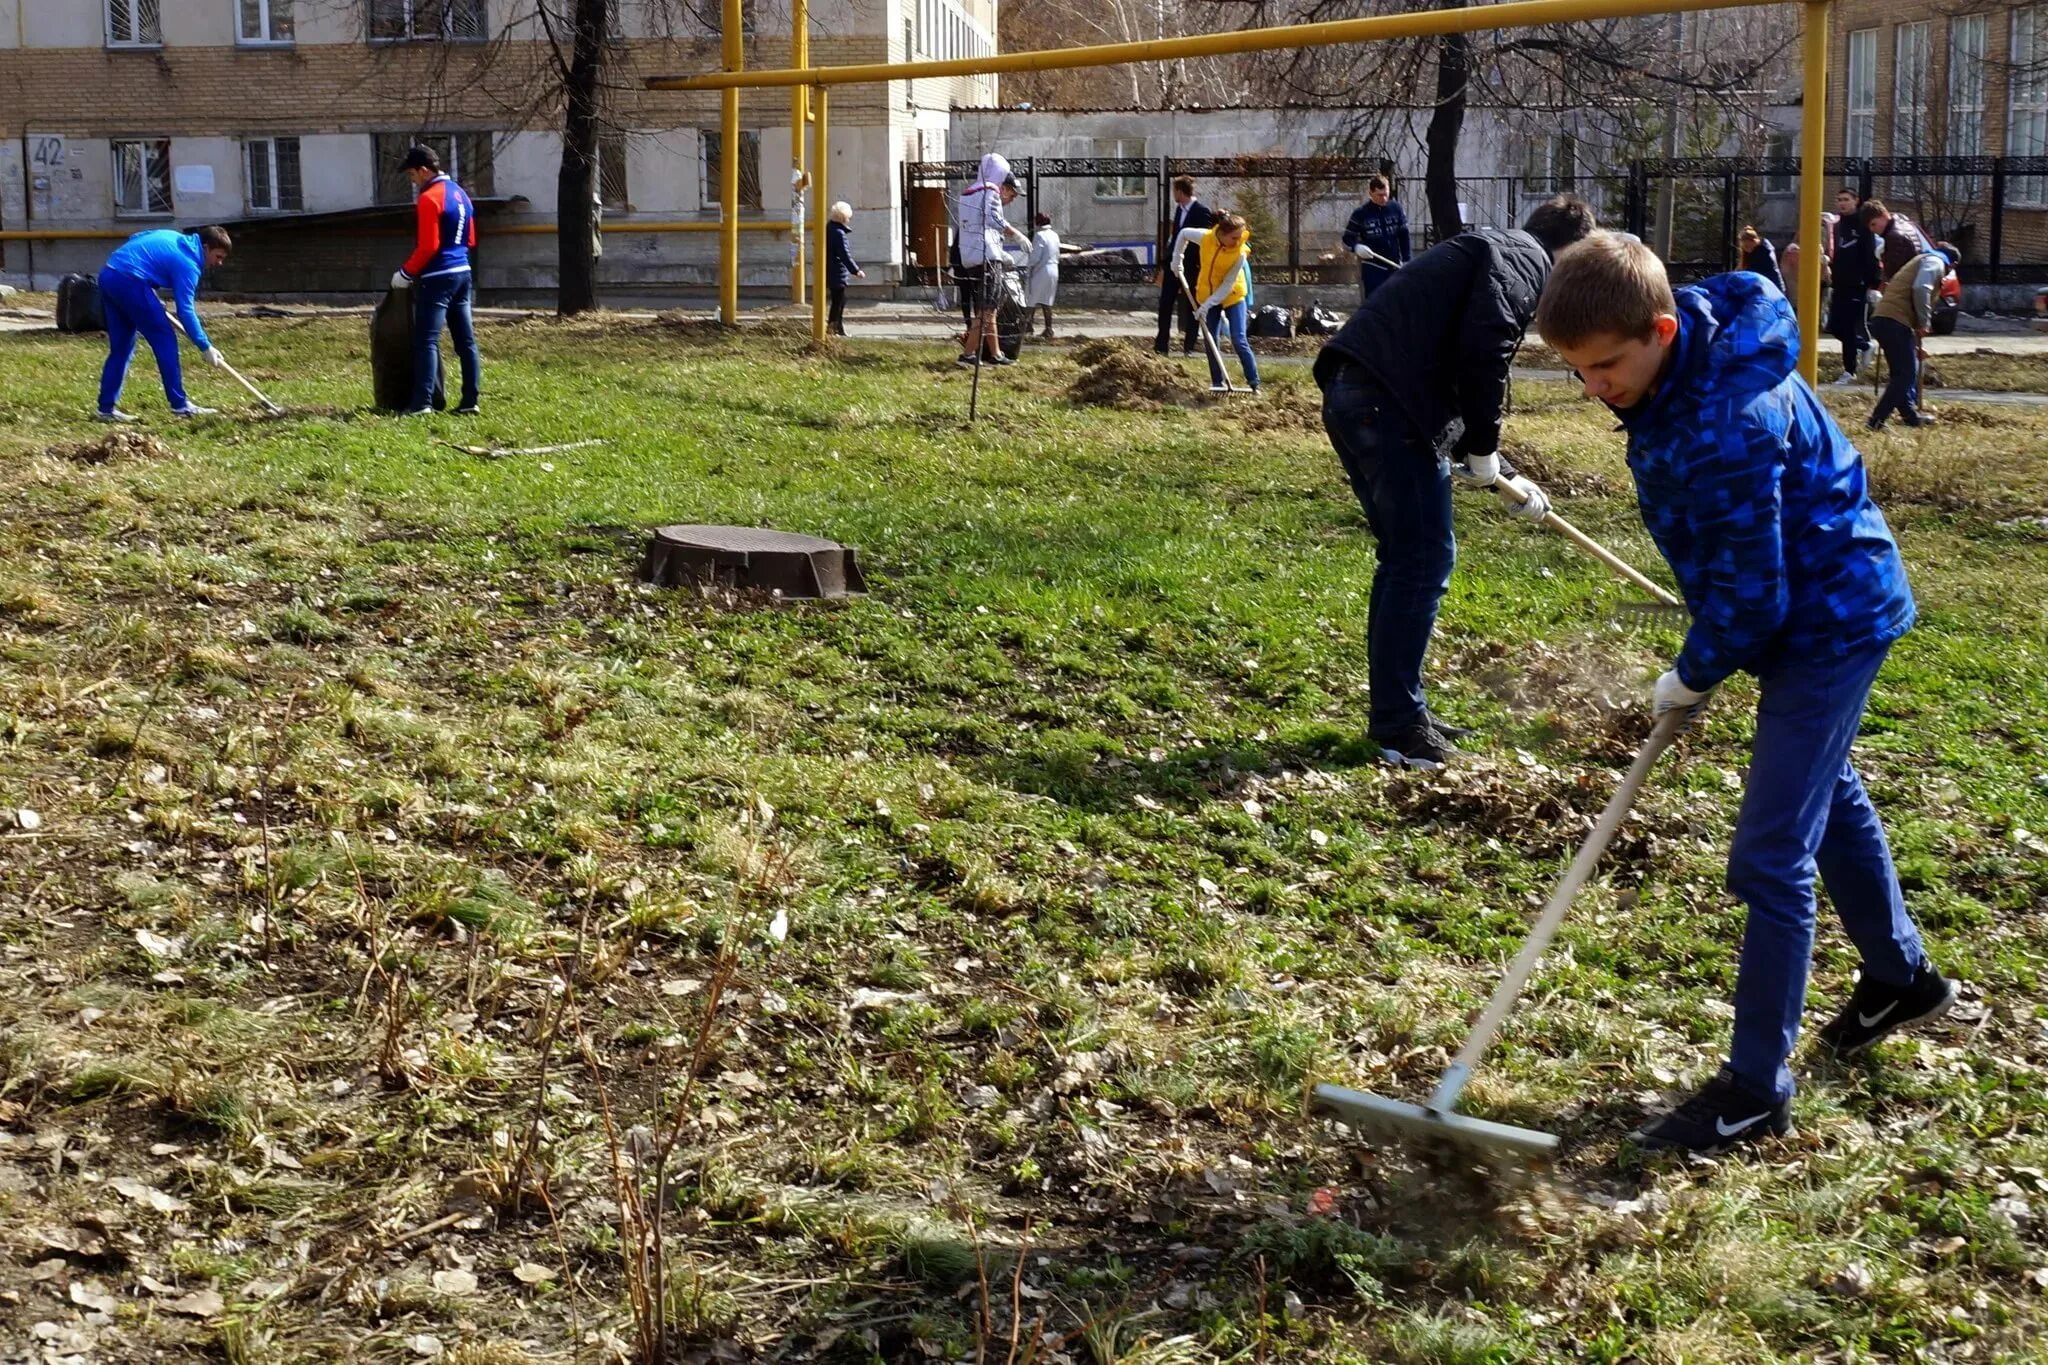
[1312,194,1597,767]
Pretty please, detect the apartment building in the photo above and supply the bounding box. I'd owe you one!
[1826,0,2048,266]
[0,0,1002,294]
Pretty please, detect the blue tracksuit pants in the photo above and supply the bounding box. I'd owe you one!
[98,268,188,412]
[1726,638,1930,1102]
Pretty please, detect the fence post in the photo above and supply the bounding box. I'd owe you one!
[1857,162,1873,202]
[1026,157,1038,237]
[1287,167,1301,284]
[1721,170,1738,270]
[1627,163,1648,238]
[1989,156,2005,285]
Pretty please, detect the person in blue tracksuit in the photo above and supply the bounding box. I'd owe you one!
[95,225,233,421]
[1341,175,1410,306]
[1535,233,1954,1157]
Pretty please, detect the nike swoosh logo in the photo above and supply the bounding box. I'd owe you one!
[1858,1001,1899,1028]
[1715,1112,1770,1137]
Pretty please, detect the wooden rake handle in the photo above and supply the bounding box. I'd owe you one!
[1426,708,1688,1115]
[1540,510,1683,609]
[1172,269,1235,394]
[163,308,283,413]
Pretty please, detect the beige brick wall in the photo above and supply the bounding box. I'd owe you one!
[1826,0,2048,264]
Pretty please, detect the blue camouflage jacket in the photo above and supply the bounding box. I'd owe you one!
[1614,272,1915,690]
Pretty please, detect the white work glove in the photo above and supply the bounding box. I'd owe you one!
[1353,244,1373,260]
[1866,289,1881,306]
[1453,452,1500,487]
[1193,303,1212,327]
[1495,473,1551,521]
[1652,668,1715,729]
[205,347,228,369]
[392,271,413,290]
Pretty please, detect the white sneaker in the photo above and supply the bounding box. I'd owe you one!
[94,408,138,423]
[171,404,218,417]
[1828,371,1859,386]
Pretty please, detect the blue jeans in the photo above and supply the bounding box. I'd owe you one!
[1359,263,1395,306]
[1868,316,1922,426]
[412,271,481,411]
[1203,301,1259,390]
[98,268,187,412]
[1320,364,1454,737]
[1727,638,1929,1102]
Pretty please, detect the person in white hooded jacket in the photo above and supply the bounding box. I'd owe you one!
[955,152,1027,366]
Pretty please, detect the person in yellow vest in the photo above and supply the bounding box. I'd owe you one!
[1172,210,1260,393]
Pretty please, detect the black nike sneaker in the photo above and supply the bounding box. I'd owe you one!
[1629,1067,1793,1156]
[1423,708,1476,742]
[1815,965,1959,1057]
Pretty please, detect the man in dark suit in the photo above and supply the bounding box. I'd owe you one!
[1155,175,1215,355]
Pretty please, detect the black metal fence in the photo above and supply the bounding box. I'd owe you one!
[1628,156,2048,284]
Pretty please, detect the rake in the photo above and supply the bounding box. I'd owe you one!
[1171,265,1237,395]
[163,308,285,415]
[1493,477,1686,614]
[1314,708,1688,1160]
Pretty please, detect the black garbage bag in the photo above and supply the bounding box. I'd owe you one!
[994,265,1029,361]
[57,274,104,333]
[370,286,447,412]
[1298,302,1343,336]
[1249,304,1294,338]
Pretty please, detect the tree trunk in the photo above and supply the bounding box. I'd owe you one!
[1425,15,1469,245]
[557,0,607,316]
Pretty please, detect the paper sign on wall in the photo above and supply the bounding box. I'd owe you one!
[174,164,215,196]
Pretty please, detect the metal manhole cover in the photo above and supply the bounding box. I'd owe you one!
[638,524,867,599]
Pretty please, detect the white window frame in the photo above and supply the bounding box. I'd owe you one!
[1891,21,1930,157]
[1765,130,1795,194]
[1092,138,1146,201]
[245,136,304,212]
[2011,7,2048,207]
[239,0,294,44]
[1945,13,1988,204]
[1845,27,1877,159]
[112,138,173,218]
[697,129,762,211]
[1520,132,1573,196]
[368,0,486,44]
[106,0,163,47]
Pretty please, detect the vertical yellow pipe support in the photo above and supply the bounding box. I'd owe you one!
[791,0,809,304]
[720,0,744,323]
[812,85,830,342]
[1797,0,1829,387]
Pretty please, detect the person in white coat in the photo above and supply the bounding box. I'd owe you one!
[955,152,1027,367]
[1025,213,1061,339]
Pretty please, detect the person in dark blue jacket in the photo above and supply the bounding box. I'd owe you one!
[826,200,864,336]
[1340,175,1410,305]
[95,225,233,421]
[1536,232,1953,1158]
[1737,224,1783,292]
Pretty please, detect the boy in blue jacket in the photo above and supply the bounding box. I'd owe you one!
[96,225,233,421]
[1534,232,1955,1156]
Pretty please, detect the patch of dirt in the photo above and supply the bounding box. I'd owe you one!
[1068,343,1215,410]
[1240,388,1325,435]
[44,432,179,465]
[1498,436,1618,497]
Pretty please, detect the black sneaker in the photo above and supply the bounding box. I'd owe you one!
[1815,965,1958,1057]
[1629,1067,1793,1155]
[1423,709,1475,742]
[956,354,978,368]
[1371,720,1458,770]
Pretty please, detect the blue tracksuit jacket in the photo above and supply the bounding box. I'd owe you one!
[1613,272,1916,691]
[103,229,211,351]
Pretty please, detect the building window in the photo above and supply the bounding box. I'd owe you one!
[239,0,294,43]
[2013,7,2048,207]
[1521,133,1575,195]
[599,133,629,210]
[1764,129,1795,194]
[368,0,485,42]
[246,137,304,211]
[1092,138,1146,200]
[373,132,495,204]
[1891,21,1930,156]
[1309,134,1372,196]
[1945,13,1988,203]
[1845,27,1876,159]
[698,130,763,210]
[112,139,173,217]
[107,0,163,46]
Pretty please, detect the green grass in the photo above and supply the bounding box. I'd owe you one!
[2,315,2046,1362]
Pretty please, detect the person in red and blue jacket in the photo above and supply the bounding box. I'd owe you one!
[389,145,481,414]
[1536,233,1952,1158]
[95,225,233,421]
